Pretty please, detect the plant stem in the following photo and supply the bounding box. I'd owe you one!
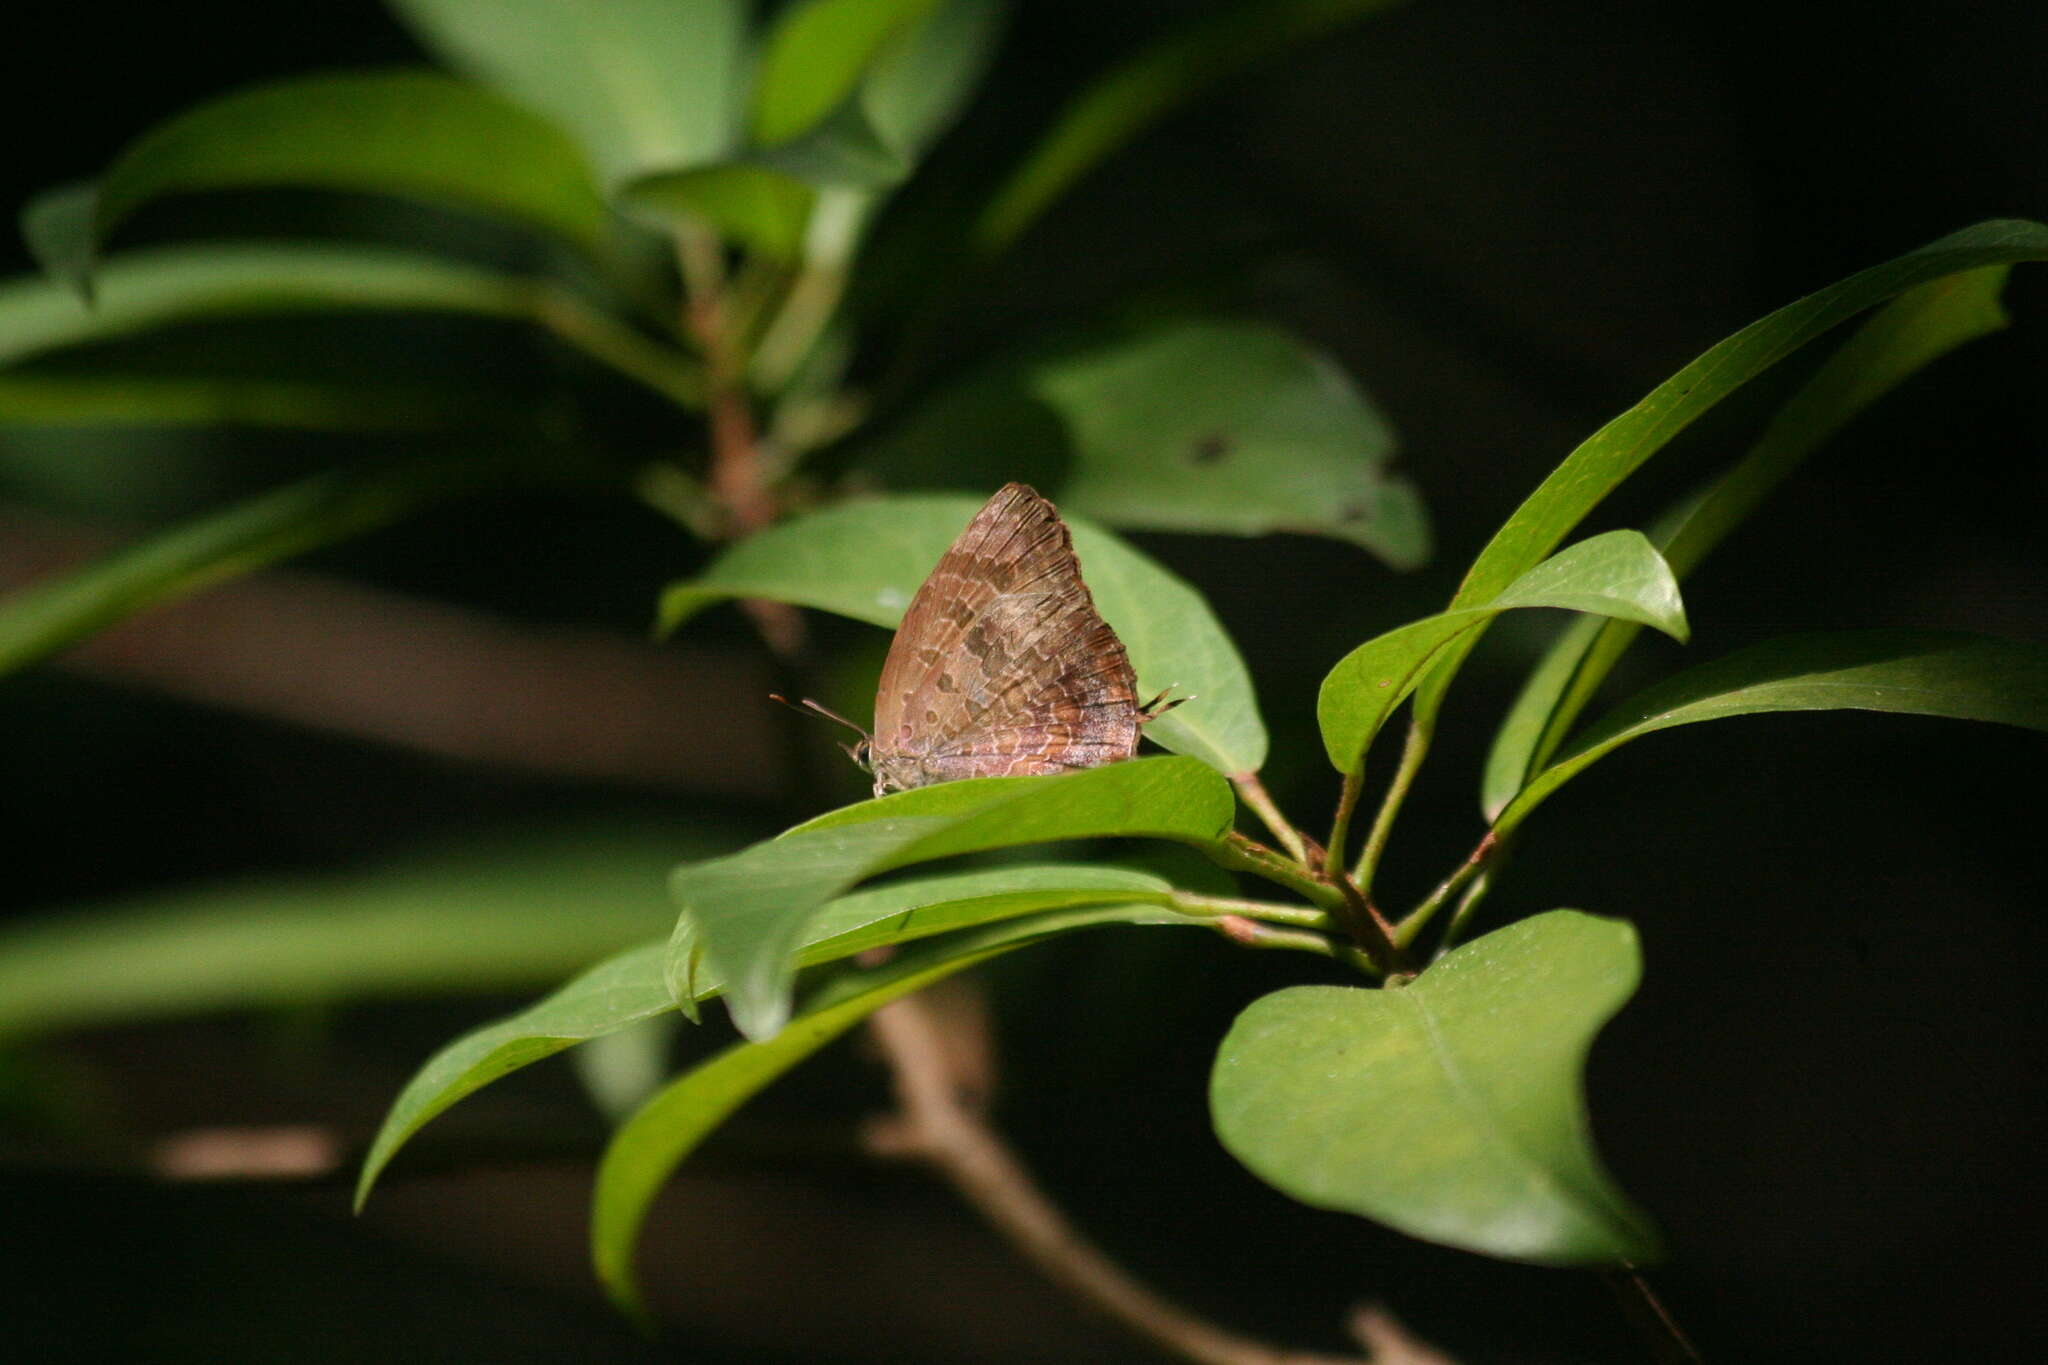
[1601,1268,1702,1364]
[532,287,706,410]
[1436,862,1498,955]
[674,226,802,656]
[1166,891,1331,930]
[1231,771,1313,866]
[1353,719,1429,892]
[1394,830,1497,951]
[1206,833,1348,914]
[865,990,1380,1365]
[1323,767,1363,878]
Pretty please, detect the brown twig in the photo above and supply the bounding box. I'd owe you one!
[674,226,803,657]
[864,992,1383,1365]
[0,509,782,793]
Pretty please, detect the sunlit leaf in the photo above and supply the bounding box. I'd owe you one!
[389,0,746,192]
[1318,531,1685,772]
[596,904,1190,1319]
[751,0,946,146]
[671,755,1235,1039]
[657,493,1267,774]
[626,164,816,261]
[1212,910,1658,1265]
[1410,219,2048,739]
[1492,630,2048,837]
[859,321,1426,566]
[1480,268,2016,819]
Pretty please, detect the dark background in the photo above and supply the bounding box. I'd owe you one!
[3,1,2044,1361]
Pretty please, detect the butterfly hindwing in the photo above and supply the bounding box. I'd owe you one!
[869,485,1141,794]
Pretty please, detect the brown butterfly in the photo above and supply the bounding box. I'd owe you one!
[786,483,1177,797]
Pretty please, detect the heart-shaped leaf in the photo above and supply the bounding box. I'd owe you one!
[1211,909,1658,1265]
[1318,530,1686,772]
[670,755,1235,1039]
[657,493,1267,774]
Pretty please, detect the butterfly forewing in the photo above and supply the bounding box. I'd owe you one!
[869,484,1142,794]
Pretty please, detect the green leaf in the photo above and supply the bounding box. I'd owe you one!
[355,941,673,1210]
[0,455,583,679]
[642,0,1000,249]
[1318,531,1686,772]
[1211,909,1658,1265]
[751,0,947,147]
[1411,219,2048,738]
[657,493,1267,774]
[0,823,697,1045]
[1,243,534,368]
[1493,630,2048,838]
[976,0,1409,253]
[28,69,613,292]
[389,0,747,192]
[624,164,816,261]
[595,904,1189,1319]
[0,241,703,410]
[0,371,552,433]
[672,755,1233,1038]
[1480,268,2016,820]
[355,858,1189,1207]
[859,321,1427,566]
[857,0,1005,162]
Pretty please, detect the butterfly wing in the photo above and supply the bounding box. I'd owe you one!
[872,484,1140,790]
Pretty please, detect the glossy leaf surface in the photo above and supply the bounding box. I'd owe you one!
[1412,219,2048,736]
[1318,531,1685,772]
[1494,630,2048,836]
[671,755,1235,1038]
[356,860,1186,1206]
[1212,910,1658,1264]
[657,494,1266,774]
[1480,268,2016,818]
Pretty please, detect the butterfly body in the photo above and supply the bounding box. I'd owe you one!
[864,484,1147,797]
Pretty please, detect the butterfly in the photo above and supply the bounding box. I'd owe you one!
[786,483,1178,797]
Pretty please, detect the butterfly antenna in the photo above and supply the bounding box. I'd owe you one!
[1140,686,1192,723]
[768,693,872,740]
